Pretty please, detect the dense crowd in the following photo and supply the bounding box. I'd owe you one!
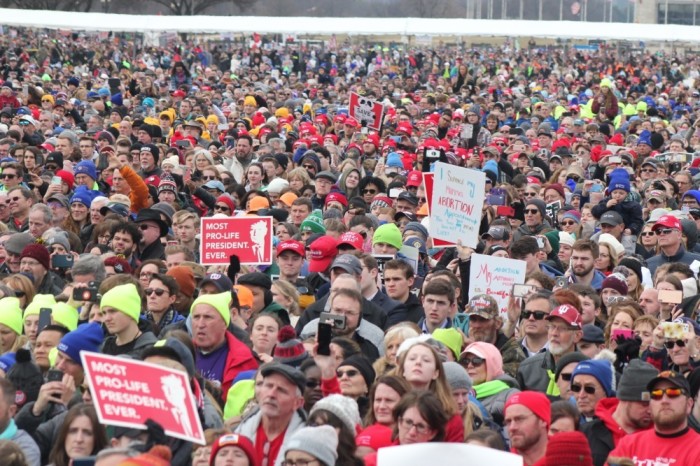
[0,27,700,466]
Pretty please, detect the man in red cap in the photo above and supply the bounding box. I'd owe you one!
[504,391,551,466]
[517,304,583,394]
[362,133,379,158]
[276,240,306,285]
[647,214,700,275]
[342,117,359,143]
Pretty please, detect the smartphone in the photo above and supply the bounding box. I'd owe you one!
[536,236,545,249]
[658,289,683,305]
[425,149,440,159]
[52,254,74,269]
[319,312,346,331]
[496,206,515,218]
[609,155,622,164]
[72,282,99,302]
[512,284,535,298]
[611,329,634,341]
[176,140,192,148]
[390,136,402,143]
[51,175,62,184]
[662,321,690,339]
[317,322,332,356]
[47,368,63,383]
[389,188,403,198]
[555,276,568,289]
[38,308,52,332]
[108,77,121,93]
[72,458,96,466]
[487,193,506,206]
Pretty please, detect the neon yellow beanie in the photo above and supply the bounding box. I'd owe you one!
[190,292,231,326]
[24,294,57,317]
[0,297,24,335]
[100,284,141,322]
[52,303,79,332]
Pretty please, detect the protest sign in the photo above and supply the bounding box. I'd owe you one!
[349,92,384,131]
[422,173,452,248]
[469,254,527,317]
[428,162,486,248]
[378,442,522,466]
[373,254,394,289]
[81,352,205,445]
[397,244,420,274]
[200,216,273,265]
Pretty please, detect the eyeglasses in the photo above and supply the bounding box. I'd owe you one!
[214,204,230,212]
[571,383,597,395]
[641,169,657,173]
[560,372,573,382]
[548,325,574,333]
[0,173,16,179]
[655,228,675,236]
[145,288,168,297]
[459,356,485,367]
[650,387,686,401]
[522,310,548,320]
[281,460,319,466]
[336,369,359,378]
[524,209,540,215]
[664,339,687,349]
[561,221,576,226]
[362,188,377,195]
[399,417,431,435]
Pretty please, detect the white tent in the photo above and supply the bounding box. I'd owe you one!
[0,7,697,42]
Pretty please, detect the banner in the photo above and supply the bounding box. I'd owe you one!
[81,352,205,445]
[349,92,384,131]
[378,443,522,466]
[469,254,527,317]
[200,216,273,265]
[428,162,486,248]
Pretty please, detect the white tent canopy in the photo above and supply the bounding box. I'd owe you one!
[0,7,697,43]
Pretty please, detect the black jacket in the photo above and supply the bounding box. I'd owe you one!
[580,417,615,466]
[139,239,166,261]
[295,294,387,334]
[402,293,425,323]
[370,291,407,328]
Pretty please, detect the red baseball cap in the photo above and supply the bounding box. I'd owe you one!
[276,240,305,257]
[333,114,347,123]
[406,170,423,187]
[396,122,413,136]
[546,304,582,329]
[653,214,681,231]
[172,90,186,98]
[324,192,348,208]
[308,236,339,273]
[344,117,359,128]
[337,232,364,251]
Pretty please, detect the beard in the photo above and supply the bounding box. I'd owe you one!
[573,263,594,278]
[653,407,687,431]
[549,341,572,356]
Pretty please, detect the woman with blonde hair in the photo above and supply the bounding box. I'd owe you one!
[372,323,420,376]
[271,279,301,326]
[287,167,312,192]
[3,274,35,310]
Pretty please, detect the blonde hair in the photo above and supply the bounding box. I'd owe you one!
[271,280,300,316]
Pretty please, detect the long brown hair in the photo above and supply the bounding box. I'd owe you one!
[392,390,449,442]
[363,375,412,426]
[48,404,107,466]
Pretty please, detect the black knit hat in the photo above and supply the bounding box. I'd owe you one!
[238,272,272,290]
[339,355,375,389]
[618,258,643,284]
[273,326,308,368]
[554,352,589,382]
[7,349,44,408]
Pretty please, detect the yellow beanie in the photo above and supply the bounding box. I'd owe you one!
[190,292,231,326]
[244,96,257,107]
[275,107,290,118]
[52,303,79,332]
[24,294,57,317]
[144,116,160,126]
[0,297,23,335]
[206,114,219,125]
[100,284,141,323]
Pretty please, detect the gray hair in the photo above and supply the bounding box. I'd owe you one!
[72,254,106,283]
[29,203,52,224]
[95,446,140,461]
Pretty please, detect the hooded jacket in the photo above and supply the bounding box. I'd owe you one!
[580,397,635,466]
[475,374,520,427]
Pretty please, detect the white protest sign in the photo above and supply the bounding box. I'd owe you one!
[378,442,522,466]
[428,162,486,248]
[469,253,527,317]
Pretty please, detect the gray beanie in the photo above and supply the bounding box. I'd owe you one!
[309,394,361,433]
[616,359,658,401]
[45,232,71,253]
[443,362,473,391]
[404,221,428,239]
[282,425,338,466]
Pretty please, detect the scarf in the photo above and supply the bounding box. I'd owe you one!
[0,419,17,440]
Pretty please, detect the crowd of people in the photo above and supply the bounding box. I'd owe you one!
[0,26,700,466]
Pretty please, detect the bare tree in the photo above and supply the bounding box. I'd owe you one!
[14,0,93,11]
[149,0,256,15]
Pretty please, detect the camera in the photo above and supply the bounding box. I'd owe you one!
[72,282,100,303]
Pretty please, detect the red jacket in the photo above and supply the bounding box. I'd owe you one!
[221,331,258,402]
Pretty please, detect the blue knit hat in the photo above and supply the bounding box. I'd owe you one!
[571,359,616,397]
[57,322,105,366]
[69,186,96,208]
[386,152,404,168]
[607,168,630,194]
[74,160,97,181]
[483,159,499,177]
[637,130,652,147]
[0,353,16,373]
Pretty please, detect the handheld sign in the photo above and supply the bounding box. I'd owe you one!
[469,254,527,318]
[200,216,273,265]
[349,92,384,131]
[81,352,205,445]
[428,162,486,248]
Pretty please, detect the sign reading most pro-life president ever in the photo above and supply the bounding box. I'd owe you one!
[200,216,273,265]
[428,162,486,248]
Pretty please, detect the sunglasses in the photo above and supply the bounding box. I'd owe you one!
[655,228,675,236]
[0,173,16,179]
[214,204,230,212]
[650,387,685,400]
[459,356,485,367]
[302,164,316,170]
[362,189,377,195]
[641,168,657,173]
[145,288,167,297]
[45,165,58,171]
[566,176,581,182]
[523,192,537,197]
[640,232,655,237]
[571,383,597,395]
[336,369,360,378]
[524,209,540,215]
[561,221,576,226]
[560,373,573,382]
[202,176,217,181]
[664,339,687,349]
[522,310,548,320]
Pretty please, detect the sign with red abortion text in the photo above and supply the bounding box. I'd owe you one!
[469,254,526,317]
[349,92,384,131]
[200,216,273,265]
[422,173,452,248]
[428,162,486,248]
[81,352,205,445]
